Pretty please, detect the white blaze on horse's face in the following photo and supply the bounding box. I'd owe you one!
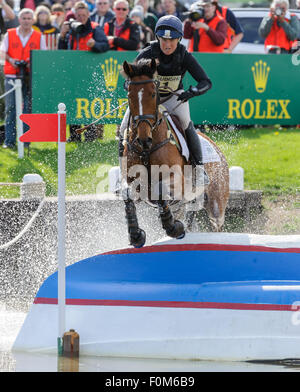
[138,88,144,116]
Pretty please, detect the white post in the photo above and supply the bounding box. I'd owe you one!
[57,103,66,354]
[15,79,24,159]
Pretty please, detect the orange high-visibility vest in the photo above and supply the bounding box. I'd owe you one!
[188,13,225,52]
[104,21,131,51]
[216,6,235,49]
[4,28,42,75]
[265,13,297,51]
[71,21,99,50]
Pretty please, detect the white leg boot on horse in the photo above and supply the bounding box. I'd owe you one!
[185,121,210,186]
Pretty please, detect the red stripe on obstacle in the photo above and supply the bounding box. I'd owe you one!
[33,297,299,311]
[100,243,300,256]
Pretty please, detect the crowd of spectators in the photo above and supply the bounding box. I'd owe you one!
[0,0,247,56]
[0,0,299,147]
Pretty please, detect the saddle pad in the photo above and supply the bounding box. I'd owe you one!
[198,135,221,163]
[166,115,189,161]
[159,105,220,164]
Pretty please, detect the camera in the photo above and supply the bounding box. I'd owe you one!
[275,7,284,16]
[189,7,204,21]
[15,60,28,79]
[68,18,85,34]
[183,5,205,21]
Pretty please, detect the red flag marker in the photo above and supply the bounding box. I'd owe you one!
[19,113,66,142]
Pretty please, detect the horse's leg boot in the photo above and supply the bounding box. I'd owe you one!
[124,199,146,248]
[185,121,210,186]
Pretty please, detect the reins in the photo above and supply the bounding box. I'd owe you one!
[75,101,128,135]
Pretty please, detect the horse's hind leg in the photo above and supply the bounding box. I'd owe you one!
[158,200,185,239]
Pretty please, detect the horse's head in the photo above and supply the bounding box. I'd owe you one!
[123,59,159,152]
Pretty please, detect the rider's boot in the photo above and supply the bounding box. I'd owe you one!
[185,121,210,186]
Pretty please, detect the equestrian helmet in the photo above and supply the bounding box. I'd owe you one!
[155,15,183,39]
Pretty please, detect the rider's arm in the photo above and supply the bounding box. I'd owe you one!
[184,52,212,95]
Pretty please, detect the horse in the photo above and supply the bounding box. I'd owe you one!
[120,58,229,248]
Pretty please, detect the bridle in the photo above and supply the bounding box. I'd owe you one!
[126,77,171,166]
[127,78,161,134]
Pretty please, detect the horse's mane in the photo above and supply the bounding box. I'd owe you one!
[124,59,157,79]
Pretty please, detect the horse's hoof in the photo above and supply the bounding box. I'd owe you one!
[130,229,146,248]
[166,220,185,239]
[176,231,185,239]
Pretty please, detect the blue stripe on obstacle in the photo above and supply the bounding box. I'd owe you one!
[36,248,300,306]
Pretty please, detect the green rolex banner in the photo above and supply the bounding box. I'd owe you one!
[31,50,300,125]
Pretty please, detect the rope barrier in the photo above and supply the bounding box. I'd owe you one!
[0,197,45,250]
[0,84,17,100]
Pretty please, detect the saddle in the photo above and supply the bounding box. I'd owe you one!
[159,105,190,161]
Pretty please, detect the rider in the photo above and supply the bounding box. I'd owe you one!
[119,14,212,184]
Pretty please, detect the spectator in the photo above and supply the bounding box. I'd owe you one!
[63,0,76,20]
[58,1,109,142]
[130,5,154,48]
[134,0,158,32]
[159,0,184,21]
[90,0,114,28]
[85,0,95,13]
[20,0,50,11]
[50,3,65,29]
[184,0,227,52]
[211,0,244,53]
[0,0,18,34]
[259,0,300,53]
[0,8,47,149]
[103,0,140,50]
[33,4,60,48]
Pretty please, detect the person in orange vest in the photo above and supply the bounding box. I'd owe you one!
[259,0,300,54]
[0,8,47,149]
[58,1,109,142]
[59,1,109,51]
[183,0,227,53]
[103,0,140,51]
[212,0,244,53]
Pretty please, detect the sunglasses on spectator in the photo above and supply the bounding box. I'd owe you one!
[116,7,128,10]
[65,7,71,10]
[97,2,109,4]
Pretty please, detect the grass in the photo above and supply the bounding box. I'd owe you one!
[0,126,299,199]
[0,124,119,199]
[205,126,300,196]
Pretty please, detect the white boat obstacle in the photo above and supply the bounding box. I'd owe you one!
[13,232,300,361]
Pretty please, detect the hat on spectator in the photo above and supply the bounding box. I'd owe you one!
[197,0,214,5]
[129,5,144,19]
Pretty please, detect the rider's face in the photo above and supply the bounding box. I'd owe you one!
[158,37,180,55]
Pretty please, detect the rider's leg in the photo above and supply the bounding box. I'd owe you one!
[185,121,209,185]
[163,92,210,185]
[118,107,130,165]
[115,107,130,194]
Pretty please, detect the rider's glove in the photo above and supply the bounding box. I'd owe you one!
[177,86,199,102]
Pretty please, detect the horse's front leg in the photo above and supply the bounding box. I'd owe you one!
[158,199,185,240]
[122,183,146,248]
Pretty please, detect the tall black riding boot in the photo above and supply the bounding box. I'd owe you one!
[185,121,210,185]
